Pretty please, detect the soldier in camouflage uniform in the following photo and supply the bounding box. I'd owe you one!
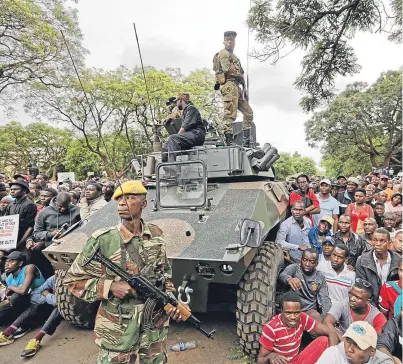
[214,31,254,147]
[64,180,185,364]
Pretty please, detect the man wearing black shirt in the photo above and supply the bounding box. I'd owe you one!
[1,180,37,250]
[161,93,205,164]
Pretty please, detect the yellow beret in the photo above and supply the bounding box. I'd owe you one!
[112,180,147,200]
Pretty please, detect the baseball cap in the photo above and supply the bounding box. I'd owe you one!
[320,178,331,186]
[322,236,335,246]
[6,251,26,261]
[337,175,347,180]
[343,321,377,350]
[380,175,389,180]
[320,215,335,227]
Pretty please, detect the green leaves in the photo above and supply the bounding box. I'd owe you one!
[275,152,317,180]
[248,0,400,111]
[305,69,402,174]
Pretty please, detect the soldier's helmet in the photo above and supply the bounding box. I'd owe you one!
[224,31,237,39]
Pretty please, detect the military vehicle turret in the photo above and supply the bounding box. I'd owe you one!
[44,121,288,357]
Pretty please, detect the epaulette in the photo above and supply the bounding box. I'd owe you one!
[147,223,163,237]
[91,227,114,239]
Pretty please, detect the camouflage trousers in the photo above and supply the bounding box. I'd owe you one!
[220,80,253,134]
[96,326,168,364]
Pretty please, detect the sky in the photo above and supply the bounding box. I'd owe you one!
[2,0,402,166]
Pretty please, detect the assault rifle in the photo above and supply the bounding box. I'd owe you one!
[82,248,216,339]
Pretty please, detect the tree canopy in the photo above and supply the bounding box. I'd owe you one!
[275,152,318,180]
[0,0,85,112]
[248,0,402,111]
[306,69,402,175]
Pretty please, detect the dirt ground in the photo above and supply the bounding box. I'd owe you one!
[0,313,249,364]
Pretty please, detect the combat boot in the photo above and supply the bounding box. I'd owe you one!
[242,129,250,148]
[224,132,234,146]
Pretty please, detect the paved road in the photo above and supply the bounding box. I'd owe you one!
[0,313,247,364]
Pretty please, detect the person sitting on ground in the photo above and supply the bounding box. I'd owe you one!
[378,261,402,319]
[333,214,367,269]
[385,192,402,214]
[389,230,402,255]
[36,188,58,217]
[278,248,332,321]
[323,278,387,339]
[355,228,401,306]
[317,237,336,271]
[377,312,402,364]
[33,192,81,245]
[257,291,338,364]
[276,200,312,263]
[316,321,393,364]
[309,215,333,261]
[78,182,108,220]
[317,243,356,304]
[345,188,374,234]
[360,217,378,251]
[383,212,397,237]
[289,174,320,226]
[0,275,58,350]
[374,202,386,227]
[20,275,63,357]
[0,251,45,343]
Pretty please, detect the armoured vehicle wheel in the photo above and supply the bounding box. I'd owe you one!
[55,270,99,329]
[236,242,283,357]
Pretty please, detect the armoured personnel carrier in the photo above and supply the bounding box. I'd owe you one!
[44,121,289,356]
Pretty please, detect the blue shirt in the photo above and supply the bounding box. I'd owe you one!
[6,265,45,291]
[308,226,331,261]
[275,216,312,261]
[314,193,340,228]
[30,275,56,305]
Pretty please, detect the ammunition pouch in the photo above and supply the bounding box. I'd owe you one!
[215,72,226,85]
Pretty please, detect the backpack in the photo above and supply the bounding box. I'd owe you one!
[212,52,222,73]
[387,281,402,317]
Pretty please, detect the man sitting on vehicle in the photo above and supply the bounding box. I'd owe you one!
[278,248,332,321]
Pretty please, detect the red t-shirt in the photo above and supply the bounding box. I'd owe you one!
[289,189,320,225]
[260,312,317,363]
[379,280,402,319]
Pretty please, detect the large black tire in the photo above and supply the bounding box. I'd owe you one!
[55,269,99,329]
[236,242,284,357]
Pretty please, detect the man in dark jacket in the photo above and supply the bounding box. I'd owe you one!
[29,192,81,278]
[33,192,81,245]
[356,228,400,305]
[161,93,205,164]
[1,180,37,250]
[377,314,402,363]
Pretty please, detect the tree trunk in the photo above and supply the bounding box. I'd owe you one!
[52,166,57,181]
[99,154,114,178]
[383,153,391,168]
[369,152,378,168]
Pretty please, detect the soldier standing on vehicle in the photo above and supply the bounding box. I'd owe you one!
[64,180,186,364]
[213,31,254,147]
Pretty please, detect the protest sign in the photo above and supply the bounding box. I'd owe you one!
[0,215,19,250]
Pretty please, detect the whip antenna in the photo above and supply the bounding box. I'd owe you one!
[133,23,156,126]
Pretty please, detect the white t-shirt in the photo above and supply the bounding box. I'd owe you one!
[317,262,355,304]
[316,342,393,364]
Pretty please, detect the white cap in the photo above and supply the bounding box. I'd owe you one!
[343,321,377,350]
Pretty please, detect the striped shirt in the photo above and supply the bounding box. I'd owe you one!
[317,262,355,304]
[259,312,317,363]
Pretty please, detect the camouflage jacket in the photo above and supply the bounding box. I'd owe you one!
[64,220,172,353]
[218,49,244,80]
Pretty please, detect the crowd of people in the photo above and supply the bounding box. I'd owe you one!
[0,169,401,363]
[0,172,115,357]
[259,172,402,363]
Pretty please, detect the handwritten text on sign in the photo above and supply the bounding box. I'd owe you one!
[0,215,19,250]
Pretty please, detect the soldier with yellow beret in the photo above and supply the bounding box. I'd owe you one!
[64,180,186,363]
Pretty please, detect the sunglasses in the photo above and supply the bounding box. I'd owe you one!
[355,278,372,288]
